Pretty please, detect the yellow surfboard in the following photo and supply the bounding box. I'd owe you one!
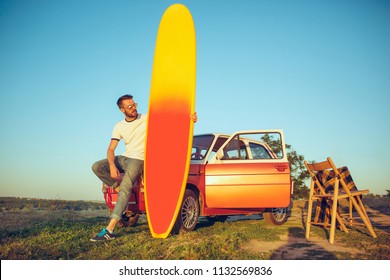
[144,4,196,238]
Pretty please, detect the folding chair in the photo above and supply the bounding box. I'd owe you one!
[305,157,377,244]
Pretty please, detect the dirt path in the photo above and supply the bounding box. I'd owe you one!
[244,200,390,259]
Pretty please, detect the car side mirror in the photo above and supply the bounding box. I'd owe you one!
[216,149,224,160]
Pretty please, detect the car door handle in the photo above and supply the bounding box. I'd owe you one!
[275,165,287,172]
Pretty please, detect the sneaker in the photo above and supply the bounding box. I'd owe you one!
[90,228,115,242]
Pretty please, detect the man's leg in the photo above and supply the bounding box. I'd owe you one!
[90,157,143,241]
[109,157,144,222]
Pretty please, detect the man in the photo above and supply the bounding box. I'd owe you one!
[90,94,197,241]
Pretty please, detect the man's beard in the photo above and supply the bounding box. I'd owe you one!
[125,110,138,119]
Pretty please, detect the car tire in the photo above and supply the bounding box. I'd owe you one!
[263,207,288,225]
[172,189,199,234]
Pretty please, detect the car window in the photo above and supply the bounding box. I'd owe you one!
[222,136,247,160]
[208,136,228,160]
[221,132,283,160]
[239,132,283,159]
[249,142,272,159]
[192,135,214,160]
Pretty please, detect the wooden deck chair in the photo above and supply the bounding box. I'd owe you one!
[305,157,377,244]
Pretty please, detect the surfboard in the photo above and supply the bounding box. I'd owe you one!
[144,4,196,238]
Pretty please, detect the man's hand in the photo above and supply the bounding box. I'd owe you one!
[191,112,198,123]
[109,165,120,180]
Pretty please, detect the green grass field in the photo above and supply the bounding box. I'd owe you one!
[1,197,389,260]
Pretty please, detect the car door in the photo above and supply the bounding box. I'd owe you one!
[205,130,291,208]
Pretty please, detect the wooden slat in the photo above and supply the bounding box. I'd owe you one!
[305,160,331,172]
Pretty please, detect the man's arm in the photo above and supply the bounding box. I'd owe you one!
[107,139,120,180]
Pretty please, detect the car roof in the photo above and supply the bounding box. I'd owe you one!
[194,133,229,138]
[194,133,270,147]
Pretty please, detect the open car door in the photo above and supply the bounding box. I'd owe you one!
[205,130,291,208]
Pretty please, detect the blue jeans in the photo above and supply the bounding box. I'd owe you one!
[92,156,144,221]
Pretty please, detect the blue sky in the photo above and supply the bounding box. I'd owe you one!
[1,0,389,200]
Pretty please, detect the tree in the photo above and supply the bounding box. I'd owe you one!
[286,144,310,199]
[261,134,310,199]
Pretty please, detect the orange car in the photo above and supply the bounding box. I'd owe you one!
[103,130,292,233]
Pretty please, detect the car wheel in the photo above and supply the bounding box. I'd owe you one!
[173,189,199,233]
[263,207,288,225]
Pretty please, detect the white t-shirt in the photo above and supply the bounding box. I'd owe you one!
[111,114,147,160]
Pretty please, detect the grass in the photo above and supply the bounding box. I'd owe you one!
[0,215,265,260]
[0,197,105,212]
[0,197,389,260]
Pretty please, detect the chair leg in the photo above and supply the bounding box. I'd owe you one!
[349,199,353,226]
[329,179,340,244]
[324,203,330,226]
[351,196,377,238]
[329,204,338,244]
[356,196,369,221]
[336,211,349,233]
[305,181,315,240]
[314,200,322,223]
[327,199,349,233]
